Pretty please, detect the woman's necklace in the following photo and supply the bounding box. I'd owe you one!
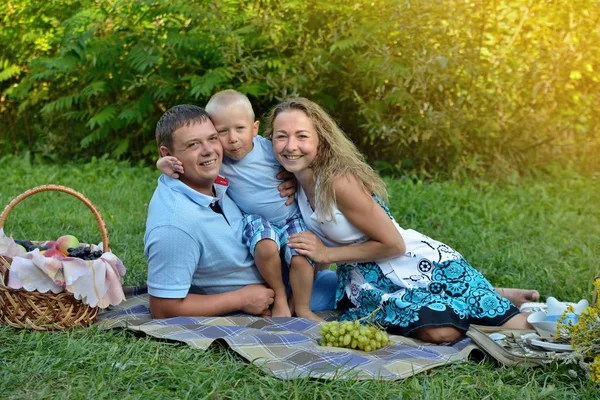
[304,188,316,212]
[298,172,317,212]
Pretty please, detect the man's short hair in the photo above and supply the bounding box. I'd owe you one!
[156,104,210,150]
[205,89,255,120]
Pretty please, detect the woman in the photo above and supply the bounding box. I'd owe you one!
[269,97,536,344]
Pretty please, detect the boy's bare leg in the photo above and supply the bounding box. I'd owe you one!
[254,239,291,318]
[495,288,540,307]
[314,263,331,273]
[288,293,295,316]
[290,256,323,321]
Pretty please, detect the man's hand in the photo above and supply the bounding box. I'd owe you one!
[276,169,297,206]
[238,284,275,315]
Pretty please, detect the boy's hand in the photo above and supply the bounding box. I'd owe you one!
[157,156,184,179]
[276,169,297,206]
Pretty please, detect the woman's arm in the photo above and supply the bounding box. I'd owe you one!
[289,174,405,264]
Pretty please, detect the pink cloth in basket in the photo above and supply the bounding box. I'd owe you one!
[7,249,126,308]
[0,229,126,308]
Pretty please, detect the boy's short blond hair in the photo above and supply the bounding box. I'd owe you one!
[205,89,255,120]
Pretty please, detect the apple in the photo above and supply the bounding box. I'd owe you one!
[45,241,58,249]
[44,249,66,258]
[56,235,80,254]
[16,244,27,254]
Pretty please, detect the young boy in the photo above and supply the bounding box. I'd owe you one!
[157,90,323,321]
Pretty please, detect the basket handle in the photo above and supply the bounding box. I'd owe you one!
[0,185,110,252]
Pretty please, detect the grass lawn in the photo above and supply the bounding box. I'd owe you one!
[1,155,599,398]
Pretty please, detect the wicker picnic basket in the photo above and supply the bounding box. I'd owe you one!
[0,185,110,330]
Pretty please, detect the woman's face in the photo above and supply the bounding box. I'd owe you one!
[272,110,319,174]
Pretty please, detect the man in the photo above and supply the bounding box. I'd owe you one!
[144,104,336,318]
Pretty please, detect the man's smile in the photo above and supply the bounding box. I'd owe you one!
[199,159,217,166]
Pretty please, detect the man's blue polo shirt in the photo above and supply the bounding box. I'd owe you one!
[145,175,264,298]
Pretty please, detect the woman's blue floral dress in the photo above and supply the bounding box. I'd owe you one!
[298,187,519,336]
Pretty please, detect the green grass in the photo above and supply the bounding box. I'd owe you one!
[1,155,599,399]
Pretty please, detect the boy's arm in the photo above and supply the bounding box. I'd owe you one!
[150,285,275,318]
[157,156,184,178]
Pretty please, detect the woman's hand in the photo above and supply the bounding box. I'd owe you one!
[288,231,331,263]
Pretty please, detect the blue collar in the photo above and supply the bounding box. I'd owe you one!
[159,175,227,208]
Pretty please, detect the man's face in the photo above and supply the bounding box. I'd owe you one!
[160,120,222,195]
[210,103,259,161]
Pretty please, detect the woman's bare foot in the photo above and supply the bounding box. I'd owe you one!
[295,307,324,322]
[496,287,540,307]
[271,295,292,318]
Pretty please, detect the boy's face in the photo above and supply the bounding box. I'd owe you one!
[210,103,259,161]
[160,120,222,196]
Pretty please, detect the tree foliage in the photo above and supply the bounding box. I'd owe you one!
[1,0,598,177]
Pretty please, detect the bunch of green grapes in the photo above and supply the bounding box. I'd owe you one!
[319,320,391,352]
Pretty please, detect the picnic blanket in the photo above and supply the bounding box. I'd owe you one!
[97,291,481,380]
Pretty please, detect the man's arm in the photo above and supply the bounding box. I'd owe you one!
[146,225,275,318]
[150,284,275,318]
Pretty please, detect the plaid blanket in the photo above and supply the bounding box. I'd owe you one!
[97,293,479,380]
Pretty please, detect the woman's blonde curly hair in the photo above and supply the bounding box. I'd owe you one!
[266,97,388,221]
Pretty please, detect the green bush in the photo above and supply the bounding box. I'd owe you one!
[1,0,598,177]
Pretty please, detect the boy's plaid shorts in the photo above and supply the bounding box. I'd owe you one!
[242,213,313,267]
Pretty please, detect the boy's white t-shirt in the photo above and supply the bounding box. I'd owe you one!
[220,136,299,223]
